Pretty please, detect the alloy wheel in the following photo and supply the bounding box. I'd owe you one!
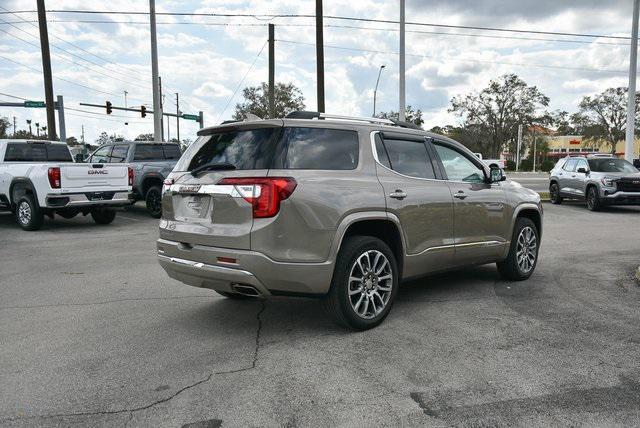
[348,250,393,319]
[18,201,31,225]
[516,226,537,274]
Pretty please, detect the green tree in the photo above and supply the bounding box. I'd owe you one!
[572,87,639,154]
[95,131,123,145]
[233,82,305,120]
[376,105,424,127]
[135,133,154,141]
[66,136,79,146]
[0,117,10,138]
[449,73,550,158]
[549,110,577,135]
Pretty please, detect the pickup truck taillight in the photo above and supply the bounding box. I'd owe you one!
[128,167,134,186]
[48,167,61,189]
[218,177,297,218]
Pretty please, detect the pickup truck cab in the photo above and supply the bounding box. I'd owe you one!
[86,141,181,217]
[474,152,505,169]
[0,139,133,230]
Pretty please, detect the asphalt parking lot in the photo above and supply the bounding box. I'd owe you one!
[1,202,639,427]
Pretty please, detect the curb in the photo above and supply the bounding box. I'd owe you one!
[538,191,550,202]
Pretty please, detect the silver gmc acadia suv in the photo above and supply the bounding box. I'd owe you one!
[157,112,543,330]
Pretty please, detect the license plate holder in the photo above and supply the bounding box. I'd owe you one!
[176,194,211,219]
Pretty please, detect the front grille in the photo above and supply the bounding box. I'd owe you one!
[616,179,640,192]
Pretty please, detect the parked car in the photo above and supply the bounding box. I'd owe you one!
[157,112,543,330]
[549,154,640,211]
[86,141,181,217]
[0,139,132,230]
[474,152,505,169]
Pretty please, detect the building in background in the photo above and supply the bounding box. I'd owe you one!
[546,136,640,159]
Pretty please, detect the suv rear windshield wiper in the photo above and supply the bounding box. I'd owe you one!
[190,162,237,176]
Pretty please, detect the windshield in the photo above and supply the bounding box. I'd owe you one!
[588,158,638,173]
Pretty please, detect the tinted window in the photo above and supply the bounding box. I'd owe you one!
[434,144,484,183]
[163,144,181,160]
[133,144,165,161]
[588,158,638,173]
[188,128,276,171]
[282,127,358,170]
[90,146,111,163]
[374,134,391,169]
[563,159,577,172]
[3,143,69,162]
[109,145,129,163]
[381,138,435,179]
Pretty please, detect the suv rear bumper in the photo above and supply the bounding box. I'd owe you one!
[45,191,132,208]
[157,238,333,297]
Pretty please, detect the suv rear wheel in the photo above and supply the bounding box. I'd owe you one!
[324,236,398,330]
[497,217,539,281]
[549,182,562,204]
[145,185,163,218]
[15,195,44,231]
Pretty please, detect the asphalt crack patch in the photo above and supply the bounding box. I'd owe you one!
[409,392,439,418]
[1,300,267,424]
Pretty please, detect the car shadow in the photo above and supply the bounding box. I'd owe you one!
[557,200,640,214]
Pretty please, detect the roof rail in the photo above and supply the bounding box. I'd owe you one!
[285,111,421,129]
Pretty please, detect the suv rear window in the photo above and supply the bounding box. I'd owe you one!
[4,143,72,162]
[279,127,358,170]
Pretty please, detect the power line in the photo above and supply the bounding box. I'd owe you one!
[1,9,629,40]
[66,111,147,123]
[276,39,628,74]
[0,92,28,100]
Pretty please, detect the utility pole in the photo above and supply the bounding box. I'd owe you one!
[149,0,163,142]
[81,124,86,158]
[399,0,406,122]
[175,92,180,142]
[36,0,57,140]
[625,0,639,162]
[373,65,386,116]
[268,23,275,118]
[159,76,165,141]
[315,0,325,112]
[12,116,16,137]
[532,128,537,172]
[516,124,523,172]
[56,95,66,142]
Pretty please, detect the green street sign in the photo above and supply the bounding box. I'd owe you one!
[24,101,46,108]
[182,114,199,121]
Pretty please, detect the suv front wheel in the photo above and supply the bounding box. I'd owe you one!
[497,217,539,281]
[324,236,398,330]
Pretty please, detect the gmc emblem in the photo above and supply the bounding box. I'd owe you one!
[633,181,640,185]
[88,170,108,175]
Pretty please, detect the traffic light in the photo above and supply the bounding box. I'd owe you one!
[106,101,112,115]
[140,105,146,118]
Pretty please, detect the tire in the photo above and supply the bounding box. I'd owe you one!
[145,186,163,218]
[90,208,117,225]
[215,290,253,300]
[497,217,539,281]
[15,195,44,231]
[323,236,399,330]
[549,182,562,204]
[586,186,601,211]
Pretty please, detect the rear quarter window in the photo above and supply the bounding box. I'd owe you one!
[163,144,182,160]
[280,127,359,170]
[133,144,165,161]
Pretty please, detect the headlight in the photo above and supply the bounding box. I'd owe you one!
[600,177,615,187]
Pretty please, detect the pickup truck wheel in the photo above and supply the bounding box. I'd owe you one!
[323,236,398,330]
[497,217,539,281]
[586,186,601,211]
[90,208,117,225]
[145,186,162,218]
[549,183,562,204]
[15,195,44,231]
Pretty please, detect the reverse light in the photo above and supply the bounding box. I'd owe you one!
[128,167,134,186]
[48,167,61,189]
[218,177,297,218]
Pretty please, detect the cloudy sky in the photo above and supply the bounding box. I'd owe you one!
[0,0,636,143]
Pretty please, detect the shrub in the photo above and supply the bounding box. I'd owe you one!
[540,159,554,172]
[519,159,533,171]
[505,160,516,171]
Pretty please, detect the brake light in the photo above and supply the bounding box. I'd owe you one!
[218,177,297,218]
[48,167,61,189]
[163,177,174,186]
[128,167,134,186]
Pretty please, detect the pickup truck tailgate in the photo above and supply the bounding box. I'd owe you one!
[61,164,129,191]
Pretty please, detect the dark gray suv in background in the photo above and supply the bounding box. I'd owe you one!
[157,112,543,330]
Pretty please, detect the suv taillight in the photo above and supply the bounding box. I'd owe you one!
[218,177,297,218]
[48,167,61,189]
[128,167,134,186]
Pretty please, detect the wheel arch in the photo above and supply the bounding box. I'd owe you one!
[140,173,163,197]
[513,204,542,239]
[9,178,39,208]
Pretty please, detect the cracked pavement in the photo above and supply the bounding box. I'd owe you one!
[1,202,640,427]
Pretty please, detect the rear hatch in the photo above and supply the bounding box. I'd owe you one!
[60,163,130,192]
[160,121,283,250]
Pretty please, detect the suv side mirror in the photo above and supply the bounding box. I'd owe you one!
[577,167,588,174]
[490,167,506,183]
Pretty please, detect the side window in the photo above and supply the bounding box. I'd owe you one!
[563,159,577,172]
[434,144,484,183]
[90,146,111,163]
[109,145,129,163]
[282,127,358,170]
[576,159,588,172]
[133,144,165,161]
[374,134,391,169]
[381,138,436,179]
[163,145,182,160]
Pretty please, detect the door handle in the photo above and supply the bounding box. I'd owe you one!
[571,174,576,178]
[454,190,468,200]
[389,190,407,200]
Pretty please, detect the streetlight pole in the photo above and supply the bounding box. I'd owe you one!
[399,0,406,121]
[625,0,639,162]
[373,65,386,117]
[149,0,163,142]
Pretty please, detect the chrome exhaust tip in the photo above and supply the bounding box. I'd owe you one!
[231,283,261,297]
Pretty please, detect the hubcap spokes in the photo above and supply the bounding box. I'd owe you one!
[18,202,31,225]
[516,226,537,273]
[348,250,393,320]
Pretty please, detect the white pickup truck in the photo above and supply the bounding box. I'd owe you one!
[474,153,505,169]
[0,139,132,230]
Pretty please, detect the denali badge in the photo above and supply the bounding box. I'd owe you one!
[179,184,201,193]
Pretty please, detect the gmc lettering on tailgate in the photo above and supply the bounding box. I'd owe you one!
[88,170,108,175]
